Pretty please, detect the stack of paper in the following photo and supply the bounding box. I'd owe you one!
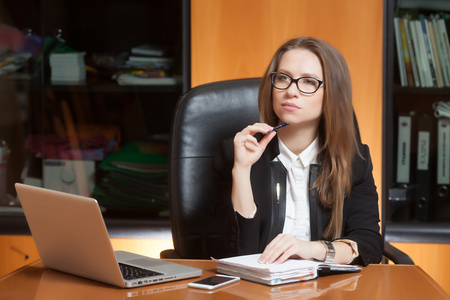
[112,43,176,85]
[49,52,86,82]
[215,254,361,286]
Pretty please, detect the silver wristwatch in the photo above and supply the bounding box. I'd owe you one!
[321,240,335,264]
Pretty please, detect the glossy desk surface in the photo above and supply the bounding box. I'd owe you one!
[0,259,448,300]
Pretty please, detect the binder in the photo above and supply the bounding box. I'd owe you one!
[435,118,450,221]
[414,114,432,221]
[396,115,412,184]
[436,118,450,185]
[388,185,415,221]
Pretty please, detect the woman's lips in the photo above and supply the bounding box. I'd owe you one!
[282,102,300,112]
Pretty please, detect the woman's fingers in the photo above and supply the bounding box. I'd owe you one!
[235,131,259,148]
[259,234,303,265]
[234,123,275,148]
[259,234,290,264]
[233,123,276,168]
[240,123,273,135]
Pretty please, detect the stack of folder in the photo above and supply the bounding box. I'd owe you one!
[92,140,169,216]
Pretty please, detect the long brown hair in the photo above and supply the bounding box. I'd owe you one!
[258,37,357,240]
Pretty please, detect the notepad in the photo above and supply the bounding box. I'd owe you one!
[215,254,361,286]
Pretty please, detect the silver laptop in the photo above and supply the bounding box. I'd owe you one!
[15,183,202,288]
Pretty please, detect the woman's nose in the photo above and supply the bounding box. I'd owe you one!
[285,83,300,98]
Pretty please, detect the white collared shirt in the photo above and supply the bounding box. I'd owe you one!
[274,136,319,241]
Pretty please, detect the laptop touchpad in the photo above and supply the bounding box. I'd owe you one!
[124,258,168,268]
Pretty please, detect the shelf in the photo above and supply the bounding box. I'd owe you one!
[385,222,450,244]
[397,0,450,11]
[44,82,184,94]
[393,85,450,95]
[0,210,171,239]
[24,76,184,94]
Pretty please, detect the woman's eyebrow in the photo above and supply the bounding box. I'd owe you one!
[277,69,321,78]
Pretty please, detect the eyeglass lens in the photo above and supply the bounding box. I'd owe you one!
[272,73,321,93]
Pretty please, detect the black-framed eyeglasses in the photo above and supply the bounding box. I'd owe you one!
[270,72,323,94]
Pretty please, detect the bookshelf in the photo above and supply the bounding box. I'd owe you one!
[0,0,190,229]
[383,0,450,244]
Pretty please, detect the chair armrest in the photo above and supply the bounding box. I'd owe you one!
[160,249,182,259]
[383,241,414,264]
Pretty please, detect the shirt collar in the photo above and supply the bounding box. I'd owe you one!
[276,136,319,170]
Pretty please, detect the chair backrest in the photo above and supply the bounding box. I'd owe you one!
[169,78,261,258]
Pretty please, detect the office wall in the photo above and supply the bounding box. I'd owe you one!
[191,0,450,295]
[191,0,383,196]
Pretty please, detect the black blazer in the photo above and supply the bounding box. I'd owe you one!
[213,137,383,266]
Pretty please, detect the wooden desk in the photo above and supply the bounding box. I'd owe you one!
[0,260,448,300]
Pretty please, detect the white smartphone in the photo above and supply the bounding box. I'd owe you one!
[187,275,240,290]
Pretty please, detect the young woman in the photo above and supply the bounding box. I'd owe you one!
[213,37,383,266]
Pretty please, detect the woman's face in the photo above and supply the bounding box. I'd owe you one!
[272,48,324,128]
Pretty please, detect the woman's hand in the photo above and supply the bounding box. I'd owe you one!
[231,123,276,218]
[258,234,324,264]
[259,234,355,265]
[233,123,276,170]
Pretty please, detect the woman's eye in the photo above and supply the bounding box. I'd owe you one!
[302,78,317,86]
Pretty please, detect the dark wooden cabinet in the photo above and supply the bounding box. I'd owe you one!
[0,0,190,228]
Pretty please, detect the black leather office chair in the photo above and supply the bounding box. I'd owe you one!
[161,78,414,265]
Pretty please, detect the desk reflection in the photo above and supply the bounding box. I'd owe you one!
[222,273,361,299]
[31,266,361,300]
[34,269,188,300]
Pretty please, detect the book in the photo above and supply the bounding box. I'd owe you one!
[404,19,421,87]
[431,16,449,86]
[427,20,444,87]
[419,17,438,87]
[215,254,361,286]
[414,20,434,87]
[399,18,415,86]
[437,18,450,86]
[394,18,408,86]
[409,20,427,87]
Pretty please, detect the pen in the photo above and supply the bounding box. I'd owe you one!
[270,122,289,133]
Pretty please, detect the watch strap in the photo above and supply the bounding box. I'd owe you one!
[321,240,335,264]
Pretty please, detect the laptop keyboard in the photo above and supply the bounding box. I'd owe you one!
[119,263,164,280]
